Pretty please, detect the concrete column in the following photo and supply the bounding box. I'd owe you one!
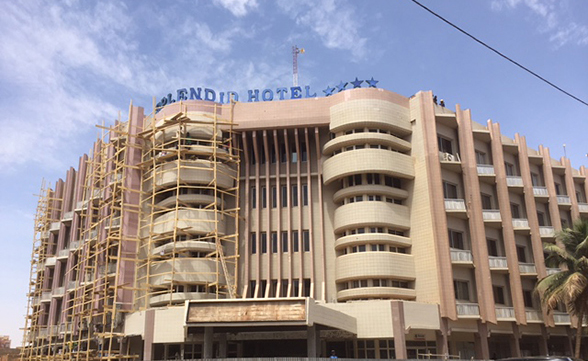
[436,317,449,357]
[475,321,490,360]
[509,323,521,357]
[203,327,214,359]
[539,325,549,355]
[565,328,574,356]
[391,301,407,359]
[143,309,155,361]
[307,325,320,357]
[218,333,227,358]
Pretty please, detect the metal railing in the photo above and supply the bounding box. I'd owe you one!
[489,256,508,268]
[482,210,501,221]
[445,199,466,211]
[456,303,480,316]
[506,176,523,186]
[450,249,473,263]
[533,186,548,196]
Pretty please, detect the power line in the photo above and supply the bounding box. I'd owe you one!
[410,0,588,108]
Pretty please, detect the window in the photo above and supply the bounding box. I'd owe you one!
[510,203,520,219]
[555,183,563,196]
[280,144,287,163]
[537,212,545,227]
[475,150,487,165]
[385,176,401,189]
[292,231,299,252]
[454,280,470,301]
[271,186,277,208]
[367,173,380,185]
[259,147,266,164]
[292,279,300,297]
[300,142,307,162]
[487,239,499,257]
[523,290,534,308]
[516,245,527,263]
[251,233,257,254]
[251,187,256,209]
[348,174,362,187]
[281,231,288,252]
[281,279,289,297]
[260,232,267,253]
[576,191,585,203]
[438,136,453,154]
[493,285,505,305]
[303,230,310,252]
[505,162,515,176]
[531,172,540,186]
[302,184,308,206]
[443,182,458,199]
[271,232,278,253]
[291,144,298,163]
[448,230,465,249]
[281,186,288,207]
[261,186,267,208]
[259,280,267,297]
[270,146,276,163]
[481,194,493,209]
[291,185,298,206]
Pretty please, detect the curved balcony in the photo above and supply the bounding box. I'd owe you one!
[335,252,415,283]
[151,209,227,236]
[153,120,223,144]
[145,160,236,190]
[337,286,416,302]
[151,240,217,256]
[149,291,219,307]
[333,184,408,204]
[329,98,411,136]
[149,258,224,285]
[156,193,221,209]
[323,149,414,185]
[335,233,411,250]
[333,201,409,234]
[323,133,411,156]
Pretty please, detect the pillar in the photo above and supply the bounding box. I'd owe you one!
[475,321,489,360]
[203,327,214,359]
[218,333,227,358]
[307,325,320,357]
[391,301,407,359]
[509,323,521,357]
[539,325,549,356]
[143,310,155,361]
[436,317,449,357]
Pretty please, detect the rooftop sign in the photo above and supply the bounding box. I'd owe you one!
[156,77,379,108]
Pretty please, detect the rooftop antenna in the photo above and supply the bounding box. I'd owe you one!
[292,45,304,86]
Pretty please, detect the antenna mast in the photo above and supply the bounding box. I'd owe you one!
[292,45,304,86]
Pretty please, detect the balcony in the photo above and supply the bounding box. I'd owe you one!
[445,199,468,218]
[52,287,65,297]
[533,186,549,201]
[98,263,117,275]
[477,164,495,183]
[62,211,74,222]
[519,263,537,275]
[456,302,480,317]
[40,292,51,302]
[40,231,49,239]
[506,176,523,187]
[489,256,508,270]
[57,248,69,259]
[553,312,571,325]
[105,217,121,230]
[49,222,60,233]
[526,309,543,322]
[450,248,474,264]
[439,152,462,172]
[69,240,81,250]
[579,203,588,214]
[557,195,571,207]
[512,218,530,233]
[546,267,560,275]
[496,306,516,320]
[45,256,57,267]
[539,226,555,238]
[67,281,77,290]
[483,210,502,226]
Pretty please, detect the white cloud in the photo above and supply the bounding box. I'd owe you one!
[277,0,367,60]
[213,0,258,17]
[491,0,588,47]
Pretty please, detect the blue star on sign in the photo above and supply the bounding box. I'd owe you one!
[366,77,379,88]
[336,81,348,92]
[350,77,363,88]
[323,86,336,96]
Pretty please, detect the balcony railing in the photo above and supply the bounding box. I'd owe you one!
[553,312,571,324]
[445,199,466,211]
[557,195,571,205]
[526,310,543,322]
[45,256,57,267]
[57,248,70,258]
[539,226,555,237]
[483,210,501,221]
[477,164,495,175]
[62,211,74,221]
[456,303,480,316]
[49,222,60,233]
[579,203,588,213]
[67,281,77,290]
[40,292,51,302]
[489,256,508,269]
[439,151,461,162]
[546,267,560,275]
[506,176,523,187]
[51,287,65,296]
[519,263,537,274]
[496,306,516,319]
[533,187,548,196]
[98,263,117,275]
[512,218,529,228]
[450,249,473,263]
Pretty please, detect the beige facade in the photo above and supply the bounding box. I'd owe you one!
[21,87,588,360]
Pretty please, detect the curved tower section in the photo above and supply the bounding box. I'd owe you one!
[322,96,416,302]
[136,101,240,308]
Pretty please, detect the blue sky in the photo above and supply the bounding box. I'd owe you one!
[0,0,587,346]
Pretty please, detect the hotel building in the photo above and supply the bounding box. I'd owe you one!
[21,85,588,361]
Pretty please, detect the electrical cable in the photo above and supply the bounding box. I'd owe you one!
[410,0,588,107]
